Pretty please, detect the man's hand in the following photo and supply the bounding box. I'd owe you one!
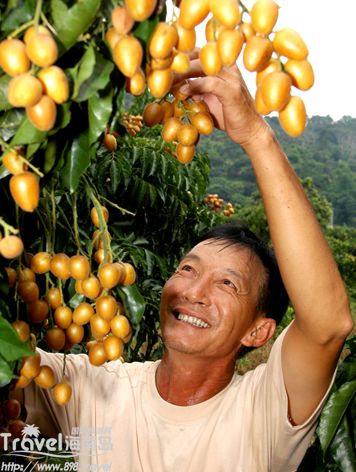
[174,51,270,148]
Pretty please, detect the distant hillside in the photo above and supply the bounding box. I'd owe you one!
[197,116,356,227]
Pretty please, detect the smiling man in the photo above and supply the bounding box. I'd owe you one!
[21,58,353,472]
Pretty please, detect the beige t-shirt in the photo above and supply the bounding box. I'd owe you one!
[25,325,333,472]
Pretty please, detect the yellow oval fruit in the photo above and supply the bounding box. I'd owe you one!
[113,35,143,78]
[105,27,121,49]
[50,253,71,280]
[125,0,157,21]
[128,67,146,96]
[256,58,282,86]
[171,51,190,73]
[160,100,174,123]
[88,342,107,366]
[26,95,57,131]
[37,66,69,104]
[90,314,111,339]
[176,21,196,52]
[27,299,49,323]
[251,0,279,35]
[69,255,91,280]
[255,87,272,115]
[147,68,173,98]
[91,206,109,228]
[0,236,24,259]
[72,302,94,325]
[190,112,214,135]
[7,74,43,108]
[284,59,314,91]
[177,123,198,146]
[31,251,51,274]
[143,102,163,126]
[121,262,136,286]
[205,18,226,42]
[273,28,308,60]
[9,171,39,212]
[110,315,131,339]
[162,116,181,142]
[199,42,222,76]
[0,39,30,76]
[111,5,135,34]
[178,0,210,30]
[260,70,292,111]
[98,262,121,289]
[209,0,241,28]
[52,382,72,405]
[217,28,244,66]
[26,33,58,67]
[2,149,27,175]
[243,35,273,72]
[240,22,255,42]
[54,305,72,330]
[34,365,55,389]
[176,143,195,164]
[23,25,51,45]
[81,275,101,299]
[278,95,307,137]
[103,335,124,361]
[66,322,84,344]
[96,295,118,321]
[149,22,178,59]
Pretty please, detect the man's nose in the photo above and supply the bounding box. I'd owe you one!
[181,277,211,305]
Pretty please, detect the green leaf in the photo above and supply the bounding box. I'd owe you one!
[0,74,11,111]
[0,0,35,34]
[318,380,356,455]
[133,15,159,44]
[61,130,90,192]
[0,356,15,388]
[0,108,25,142]
[72,45,96,100]
[88,85,114,146]
[329,413,356,472]
[10,116,47,146]
[76,52,114,103]
[0,316,34,362]
[117,285,146,327]
[51,0,102,51]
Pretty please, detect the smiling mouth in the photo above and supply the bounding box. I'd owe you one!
[173,311,210,329]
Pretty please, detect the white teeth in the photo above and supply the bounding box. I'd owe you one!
[177,313,209,328]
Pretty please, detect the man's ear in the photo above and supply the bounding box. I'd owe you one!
[241,317,276,348]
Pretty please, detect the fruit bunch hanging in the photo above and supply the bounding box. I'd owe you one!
[203,193,235,216]
[143,86,214,164]
[105,0,313,141]
[0,24,69,132]
[4,204,137,406]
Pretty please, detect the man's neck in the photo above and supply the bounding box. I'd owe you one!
[155,349,237,406]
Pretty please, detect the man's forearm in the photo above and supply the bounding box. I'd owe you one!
[242,126,353,341]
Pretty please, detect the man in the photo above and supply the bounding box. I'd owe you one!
[23,60,353,471]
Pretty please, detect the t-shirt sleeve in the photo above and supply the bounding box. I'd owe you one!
[24,348,91,438]
[250,321,337,471]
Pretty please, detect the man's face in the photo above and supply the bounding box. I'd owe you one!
[160,239,267,360]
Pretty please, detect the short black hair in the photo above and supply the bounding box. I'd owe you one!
[197,223,289,325]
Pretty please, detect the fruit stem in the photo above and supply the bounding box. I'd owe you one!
[100,196,135,217]
[239,1,249,15]
[8,20,34,39]
[0,218,19,237]
[86,187,113,264]
[72,194,85,256]
[33,0,43,29]
[0,139,44,177]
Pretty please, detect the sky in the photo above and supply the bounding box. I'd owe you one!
[168,0,356,121]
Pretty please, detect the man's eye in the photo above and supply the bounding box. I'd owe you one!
[223,279,236,289]
[181,265,193,272]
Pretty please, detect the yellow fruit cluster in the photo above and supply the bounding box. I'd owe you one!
[122,113,144,137]
[0,25,69,132]
[143,87,214,164]
[6,206,137,405]
[203,193,235,216]
[2,148,40,213]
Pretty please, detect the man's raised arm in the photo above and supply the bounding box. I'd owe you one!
[178,60,353,424]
